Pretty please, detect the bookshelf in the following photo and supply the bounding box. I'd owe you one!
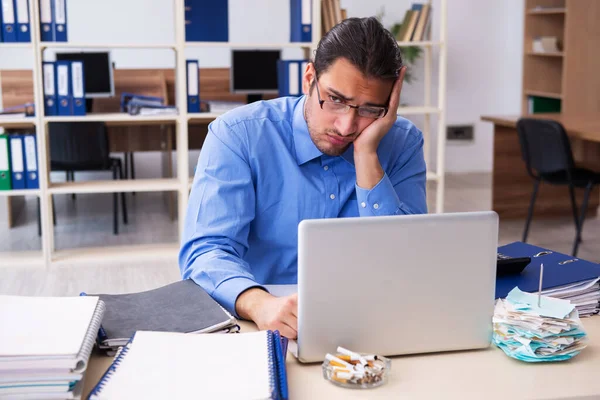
[0,0,447,267]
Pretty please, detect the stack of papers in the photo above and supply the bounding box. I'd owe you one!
[493,287,588,362]
[0,295,105,399]
[542,277,600,317]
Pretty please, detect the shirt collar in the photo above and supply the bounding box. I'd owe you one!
[292,95,356,167]
[292,96,323,165]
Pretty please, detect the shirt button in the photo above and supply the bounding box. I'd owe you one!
[323,165,329,171]
[330,194,336,200]
[373,203,380,210]
[361,202,366,208]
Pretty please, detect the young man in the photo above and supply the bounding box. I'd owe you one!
[179,17,427,338]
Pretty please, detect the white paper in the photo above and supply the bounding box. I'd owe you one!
[24,136,37,171]
[1,0,15,24]
[9,138,23,173]
[288,62,299,95]
[43,63,55,95]
[71,62,84,98]
[187,61,198,96]
[54,0,66,24]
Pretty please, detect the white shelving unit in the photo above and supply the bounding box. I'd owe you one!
[0,0,446,267]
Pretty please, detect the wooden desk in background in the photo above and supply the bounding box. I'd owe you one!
[83,317,600,399]
[481,114,600,219]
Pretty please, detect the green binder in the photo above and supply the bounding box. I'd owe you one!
[528,96,561,113]
[0,135,11,190]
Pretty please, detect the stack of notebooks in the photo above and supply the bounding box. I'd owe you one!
[0,295,105,399]
[82,279,239,355]
[496,242,600,317]
[88,330,288,399]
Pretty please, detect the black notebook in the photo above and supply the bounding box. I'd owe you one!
[81,279,237,349]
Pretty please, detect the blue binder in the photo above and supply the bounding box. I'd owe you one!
[43,61,58,116]
[496,242,600,299]
[290,0,311,42]
[14,0,30,42]
[55,61,72,115]
[39,0,53,41]
[277,60,306,97]
[70,61,86,115]
[186,60,200,113]
[9,135,25,189]
[22,134,38,189]
[0,3,2,41]
[185,0,228,42]
[1,0,17,42]
[53,0,66,42]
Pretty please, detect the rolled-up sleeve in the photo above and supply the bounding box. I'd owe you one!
[355,126,427,216]
[179,118,264,317]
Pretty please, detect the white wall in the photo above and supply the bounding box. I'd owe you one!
[0,0,524,174]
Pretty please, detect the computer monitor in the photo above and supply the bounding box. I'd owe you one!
[55,51,115,98]
[231,49,281,102]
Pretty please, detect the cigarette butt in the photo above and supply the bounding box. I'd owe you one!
[335,371,354,380]
[331,376,347,384]
[326,353,353,369]
[337,354,352,362]
[332,366,351,373]
[329,360,346,368]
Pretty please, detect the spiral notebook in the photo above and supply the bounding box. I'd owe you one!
[88,330,289,400]
[0,295,105,373]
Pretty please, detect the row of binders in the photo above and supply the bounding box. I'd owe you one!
[278,59,308,97]
[397,3,432,42]
[0,0,67,42]
[0,133,39,190]
[43,60,86,116]
[185,0,314,43]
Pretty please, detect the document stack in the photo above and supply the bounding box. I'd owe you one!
[81,279,239,355]
[0,295,105,399]
[493,287,588,362]
[542,278,600,317]
[119,93,176,116]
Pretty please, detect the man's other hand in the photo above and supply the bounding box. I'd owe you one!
[235,288,298,339]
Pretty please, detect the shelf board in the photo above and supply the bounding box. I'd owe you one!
[185,42,314,48]
[52,242,179,265]
[426,172,439,182]
[526,51,564,57]
[0,251,45,268]
[527,8,566,15]
[0,43,33,49]
[397,106,441,115]
[48,178,180,194]
[188,112,223,122]
[396,41,440,47]
[44,113,178,123]
[0,117,36,128]
[0,189,40,197]
[524,90,563,99]
[40,43,176,49]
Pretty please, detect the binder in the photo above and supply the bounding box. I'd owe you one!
[70,60,86,115]
[39,0,53,41]
[277,60,305,97]
[88,330,289,400]
[55,60,72,115]
[42,61,58,116]
[14,0,30,42]
[1,0,16,42]
[53,0,66,42]
[0,135,11,190]
[186,60,200,113]
[23,134,38,189]
[496,242,600,299]
[185,0,228,42]
[290,0,312,42]
[9,135,25,189]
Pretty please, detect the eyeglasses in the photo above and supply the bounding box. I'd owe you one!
[315,80,388,119]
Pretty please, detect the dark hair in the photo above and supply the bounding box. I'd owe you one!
[313,17,403,83]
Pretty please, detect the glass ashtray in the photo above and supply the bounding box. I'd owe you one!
[321,354,391,389]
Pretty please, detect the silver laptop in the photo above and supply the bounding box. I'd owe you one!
[289,211,499,363]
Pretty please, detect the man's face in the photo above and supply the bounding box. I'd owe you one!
[302,58,394,156]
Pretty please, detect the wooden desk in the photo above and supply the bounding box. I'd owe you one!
[84,317,600,399]
[481,114,600,219]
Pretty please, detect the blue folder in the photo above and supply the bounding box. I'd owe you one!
[185,0,228,42]
[22,134,38,189]
[496,242,600,299]
[56,60,72,115]
[186,60,200,113]
[277,60,306,97]
[53,0,67,42]
[15,0,30,42]
[290,0,311,42]
[39,0,54,41]
[9,135,25,190]
[70,61,86,115]
[1,0,17,42]
[42,61,58,116]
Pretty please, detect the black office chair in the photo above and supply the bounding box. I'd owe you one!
[39,122,128,235]
[516,118,600,257]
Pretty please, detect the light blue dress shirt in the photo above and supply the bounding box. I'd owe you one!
[179,95,427,316]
